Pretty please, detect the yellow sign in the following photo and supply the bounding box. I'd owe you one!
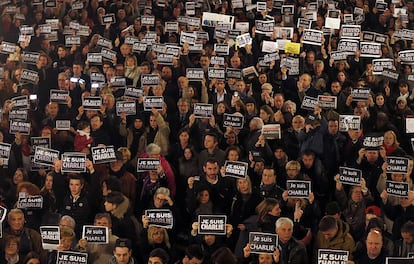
[285,42,301,54]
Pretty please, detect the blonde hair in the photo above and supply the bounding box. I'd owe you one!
[285,160,301,171]
[384,130,399,146]
[147,226,171,248]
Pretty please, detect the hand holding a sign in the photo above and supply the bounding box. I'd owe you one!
[294,200,304,222]
[53,158,62,173]
[86,159,95,174]
[142,215,149,228]
[188,176,195,189]
[243,243,252,258]
[380,190,388,203]
[335,174,343,191]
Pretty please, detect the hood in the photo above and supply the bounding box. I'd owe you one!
[111,194,130,219]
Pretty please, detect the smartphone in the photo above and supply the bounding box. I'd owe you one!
[234,91,239,97]
[29,94,37,100]
[79,79,85,84]
[91,83,99,88]
[70,77,79,83]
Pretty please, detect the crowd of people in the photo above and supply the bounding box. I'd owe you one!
[1,0,414,263]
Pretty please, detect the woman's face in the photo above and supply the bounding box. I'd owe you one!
[274,149,285,159]
[152,229,164,244]
[60,237,73,251]
[286,167,298,178]
[13,170,24,184]
[227,150,239,161]
[237,179,249,194]
[337,72,346,82]
[258,254,273,264]
[45,175,53,190]
[217,103,226,114]
[126,57,135,67]
[183,148,192,160]
[268,204,281,216]
[199,190,210,204]
[259,110,270,122]
[179,132,189,144]
[391,173,404,182]
[376,95,384,106]
[383,133,395,147]
[5,240,18,255]
[292,118,304,131]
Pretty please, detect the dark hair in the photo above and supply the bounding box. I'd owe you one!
[23,252,41,264]
[185,244,204,261]
[94,213,112,225]
[105,191,124,205]
[149,248,170,264]
[69,174,84,185]
[77,121,90,130]
[401,221,414,236]
[318,216,338,232]
[210,247,237,264]
[103,176,122,192]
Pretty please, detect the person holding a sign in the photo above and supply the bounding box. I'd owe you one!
[313,215,356,262]
[46,226,77,264]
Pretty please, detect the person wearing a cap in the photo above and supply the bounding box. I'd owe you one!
[110,238,137,264]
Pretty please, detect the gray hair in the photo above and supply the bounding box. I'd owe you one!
[8,208,24,222]
[146,143,161,155]
[276,217,293,229]
[283,100,297,114]
[155,187,170,197]
[250,117,264,130]
[60,215,76,230]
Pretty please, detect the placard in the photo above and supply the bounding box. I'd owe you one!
[198,215,227,235]
[116,101,136,116]
[242,66,259,79]
[301,96,318,110]
[318,249,349,264]
[97,37,113,49]
[386,156,409,174]
[0,143,11,164]
[17,195,43,209]
[194,103,213,118]
[318,95,337,109]
[201,12,234,27]
[223,113,244,128]
[22,52,40,65]
[124,87,143,99]
[87,53,102,65]
[360,42,381,58]
[284,42,300,55]
[166,45,180,57]
[214,43,229,55]
[151,43,166,54]
[341,25,361,39]
[224,160,248,178]
[325,17,341,29]
[210,56,225,66]
[55,120,70,131]
[339,115,361,131]
[208,68,225,80]
[65,35,81,46]
[262,41,278,53]
[249,232,278,254]
[180,32,196,45]
[50,90,69,104]
[236,33,252,48]
[34,147,59,167]
[386,181,409,197]
[351,88,370,101]
[386,257,414,264]
[165,22,178,33]
[61,153,86,173]
[363,134,384,149]
[143,96,164,111]
[40,226,60,250]
[262,124,281,139]
[0,206,6,222]
[144,209,174,229]
[82,96,102,111]
[302,29,323,46]
[21,69,39,84]
[137,158,161,171]
[286,180,311,198]
[82,226,108,244]
[372,59,394,75]
[91,146,116,164]
[57,251,88,264]
[101,48,117,62]
[31,137,51,153]
[339,167,362,185]
[408,253,414,258]
[186,68,205,81]
[255,20,275,36]
[337,39,359,54]
[1,41,16,53]
[11,95,29,109]
[101,13,116,24]
[382,69,399,82]
[399,50,414,64]
[9,120,31,135]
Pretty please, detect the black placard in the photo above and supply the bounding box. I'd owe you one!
[61,153,86,173]
[40,226,60,250]
[351,88,370,101]
[223,113,244,129]
[17,195,43,209]
[50,90,69,104]
[386,181,409,197]
[249,232,278,254]
[208,68,226,80]
[224,160,248,178]
[82,226,109,244]
[145,209,174,229]
[0,143,11,163]
[137,158,160,172]
[302,29,323,46]
[363,134,384,149]
[386,156,409,174]
[116,101,136,116]
[82,96,102,110]
[57,251,88,264]
[339,115,361,132]
[141,74,159,86]
[226,68,242,79]
[339,167,362,185]
[91,146,116,164]
[9,120,31,135]
[186,68,205,81]
[143,96,164,111]
[318,249,349,264]
[124,87,143,99]
[9,109,28,121]
[198,215,227,235]
[286,180,311,198]
[21,69,39,84]
[262,124,281,139]
[194,103,213,118]
[34,147,59,167]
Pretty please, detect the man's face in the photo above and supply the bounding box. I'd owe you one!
[276,223,293,244]
[95,217,111,228]
[366,232,383,258]
[215,81,225,92]
[178,101,189,114]
[183,256,203,264]
[47,102,59,116]
[328,120,339,135]
[161,67,172,80]
[365,150,378,163]
[331,82,341,94]
[73,64,82,75]
[274,95,284,109]
[148,256,163,264]
[402,232,414,244]
[321,227,338,241]
[262,169,276,185]
[38,56,48,67]
[203,162,218,179]
[199,56,210,67]
[300,74,311,88]
[90,116,103,131]
[69,179,83,196]
[114,247,131,264]
[178,77,188,88]
[204,135,216,150]
[236,81,245,93]
[302,154,314,168]
[8,212,25,231]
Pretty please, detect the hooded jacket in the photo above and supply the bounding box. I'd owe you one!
[110,195,136,245]
[313,219,356,262]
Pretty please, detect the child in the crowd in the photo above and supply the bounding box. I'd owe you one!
[74,121,93,153]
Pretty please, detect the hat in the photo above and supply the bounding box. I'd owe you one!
[365,205,381,217]
[325,201,341,215]
[115,238,132,249]
[396,96,407,104]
